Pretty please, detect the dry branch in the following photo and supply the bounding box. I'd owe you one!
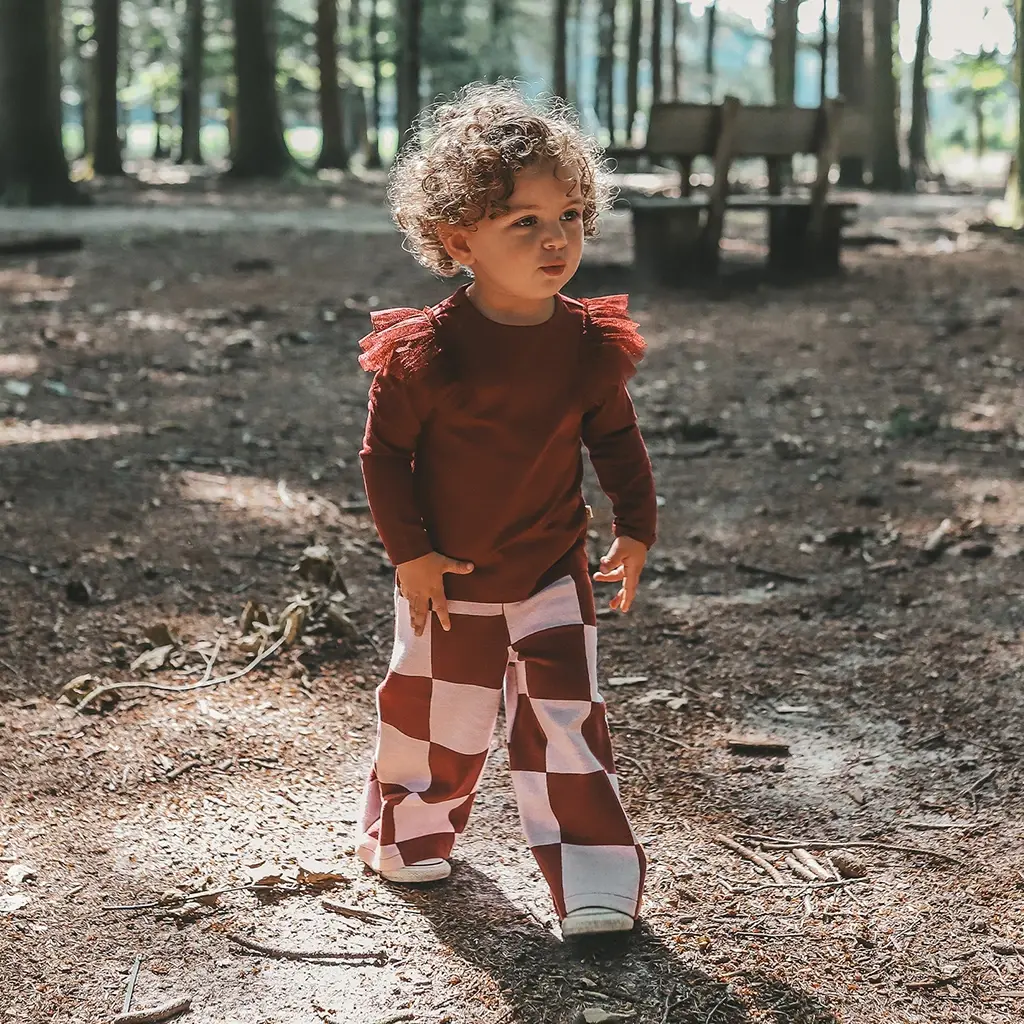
[227,933,386,963]
[714,835,784,883]
[732,832,963,866]
[74,636,286,712]
[111,997,192,1024]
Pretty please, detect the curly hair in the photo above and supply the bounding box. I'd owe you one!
[387,81,613,277]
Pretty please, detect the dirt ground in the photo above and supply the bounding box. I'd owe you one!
[1,179,1023,1024]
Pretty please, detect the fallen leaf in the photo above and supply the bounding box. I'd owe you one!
[0,894,31,914]
[6,864,35,886]
[296,858,349,887]
[144,622,177,648]
[130,645,174,673]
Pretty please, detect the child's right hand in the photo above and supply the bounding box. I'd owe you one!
[396,551,475,636]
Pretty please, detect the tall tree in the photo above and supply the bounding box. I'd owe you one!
[597,0,617,137]
[93,0,123,175]
[671,0,683,100]
[316,0,349,169]
[704,0,717,100]
[772,0,797,106]
[230,0,293,177]
[819,2,829,101]
[396,0,421,145]
[0,0,80,204]
[1004,0,1024,227]
[150,1,169,160]
[626,0,642,141]
[871,0,903,190]
[838,0,867,184]
[367,0,382,168]
[652,0,664,104]
[907,0,931,182]
[554,0,569,99]
[179,0,205,164]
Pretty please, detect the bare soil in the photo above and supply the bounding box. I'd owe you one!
[1,180,1023,1024]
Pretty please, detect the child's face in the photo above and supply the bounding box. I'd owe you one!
[442,160,585,306]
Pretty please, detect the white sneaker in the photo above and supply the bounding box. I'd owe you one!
[380,858,451,884]
[561,907,636,938]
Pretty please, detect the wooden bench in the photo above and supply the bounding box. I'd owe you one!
[621,98,871,281]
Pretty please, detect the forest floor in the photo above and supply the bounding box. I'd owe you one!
[1,176,1023,1024]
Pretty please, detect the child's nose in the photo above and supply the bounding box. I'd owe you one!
[543,224,568,249]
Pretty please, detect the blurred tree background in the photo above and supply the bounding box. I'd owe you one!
[0,0,1020,212]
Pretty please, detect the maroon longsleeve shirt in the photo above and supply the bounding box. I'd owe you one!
[357,285,657,604]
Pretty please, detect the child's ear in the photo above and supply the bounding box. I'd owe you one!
[437,223,475,267]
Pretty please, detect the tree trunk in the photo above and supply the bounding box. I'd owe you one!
[772,0,797,105]
[907,0,930,182]
[626,0,642,141]
[671,0,683,100]
[151,1,168,160]
[229,0,293,178]
[820,3,829,101]
[1006,0,1024,226]
[396,0,421,146]
[179,0,205,164]
[871,0,903,190]
[973,94,986,158]
[597,0,616,137]
[652,0,664,105]
[346,0,369,160]
[838,0,867,184]
[317,0,349,168]
[93,0,123,175]
[367,0,382,168]
[0,0,80,204]
[554,0,569,99]
[73,20,92,159]
[704,0,717,100]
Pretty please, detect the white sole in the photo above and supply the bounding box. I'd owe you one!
[561,907,636,938]
[380,858,451,884]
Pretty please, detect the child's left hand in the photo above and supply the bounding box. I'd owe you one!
[593,536,648,613]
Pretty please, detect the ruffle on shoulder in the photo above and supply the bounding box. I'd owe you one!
[357,306,441,378]
[580,294,646,404]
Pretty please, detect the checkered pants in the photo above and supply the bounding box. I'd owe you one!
[356,573,646,919]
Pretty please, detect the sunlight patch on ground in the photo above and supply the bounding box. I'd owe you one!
[0,270,73,295]
[0,353,40,377]
[0,420,142,448]
[177,469,345,526]
[949,391,1024,437]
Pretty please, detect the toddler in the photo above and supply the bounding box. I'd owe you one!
[355,82,657,938]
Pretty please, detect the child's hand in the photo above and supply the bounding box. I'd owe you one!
[593,536,648,613]
[396,551,475,636]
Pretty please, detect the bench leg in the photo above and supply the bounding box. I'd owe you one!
[768,205,844,276]
[631,205,708,285]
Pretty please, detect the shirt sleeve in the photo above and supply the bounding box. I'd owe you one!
[359,372,435,566]
[582,382,658,550]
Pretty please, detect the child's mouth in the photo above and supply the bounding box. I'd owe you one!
[540,263,566,277]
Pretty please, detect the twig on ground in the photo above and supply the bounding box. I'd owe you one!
[792,848,833,880]
[614,725,693,751]
[732,878,869,895]
[615,753,652,783]
[0,657,25,682]
[960,768,997,797]
[197,635,224,685]
[714,835,785,884]
[121,955,142,1015]
[734,562,809,585]
[74,636,286,712]
[103,882,288,911]
[659,982,676,1024]
[165,759,202,782]
[321,899,390,923]
[783,854,820,882]
[227,933,386,963]
[111,997,192,1024]
[733,832,964,866]
[371,1014,417,1024]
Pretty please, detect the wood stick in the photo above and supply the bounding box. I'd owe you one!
[227,933,386,963]
[733,878,869,895]
[111,997,191,1024]
[792,848,833,881]
[614,724,693,751]
[714,835,785,883]
[121,955,142,1015]
[732,832,963,866]
[165,760,202,782]
[74,636,286,712]
[734,561,809,585]
[103,882,288,911]
[783,854,819,882]
[321,899,390,923]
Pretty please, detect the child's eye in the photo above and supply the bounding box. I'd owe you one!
[514,216,537,228]
[562,209,582,222]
